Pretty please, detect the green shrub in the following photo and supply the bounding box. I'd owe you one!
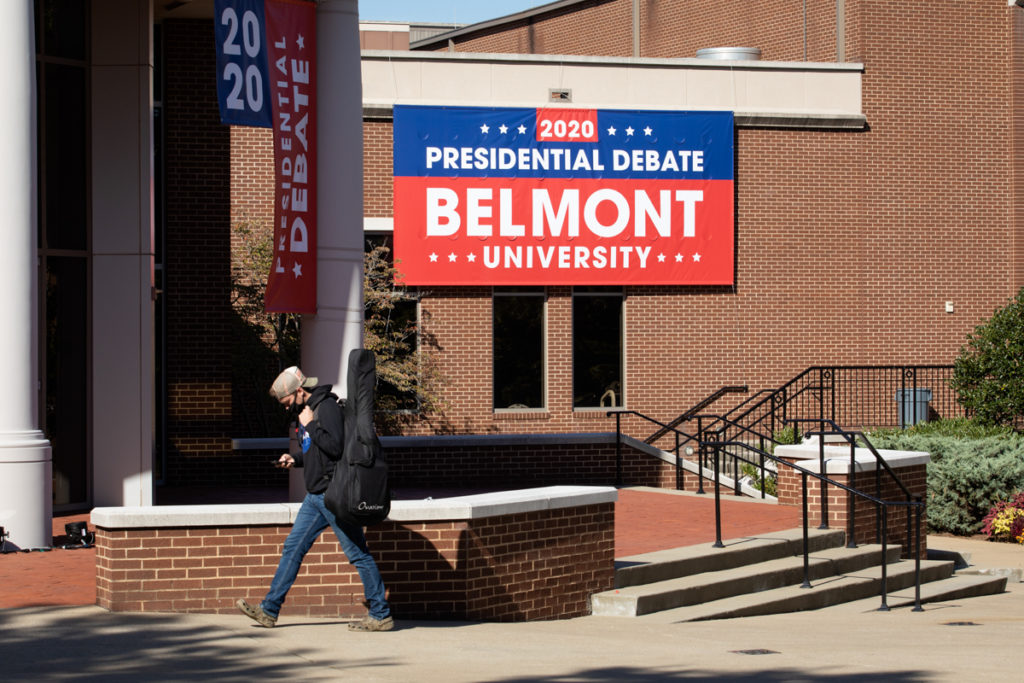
[951,288,1024,426]
[868,420,1024,535]
[771,425,799,451]
[740,462,777,497]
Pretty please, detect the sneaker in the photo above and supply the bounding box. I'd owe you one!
[348,614,394,632]
[236,598,276,628]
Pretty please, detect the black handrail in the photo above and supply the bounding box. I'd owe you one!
[719,365,962,448]
[786,418,918,553]
[607,409,926,612]
[704,438,925,612]
[646,385,748,445]
[609,410,699,488]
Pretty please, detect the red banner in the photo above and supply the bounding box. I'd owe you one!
[264,0,317,313]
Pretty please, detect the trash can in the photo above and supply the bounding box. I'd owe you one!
[895,388,932,428]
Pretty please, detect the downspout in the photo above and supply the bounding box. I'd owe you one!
[836,0,845,62]
[633,0,640,57]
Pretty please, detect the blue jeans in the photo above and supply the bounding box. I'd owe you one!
[261,492,390,620]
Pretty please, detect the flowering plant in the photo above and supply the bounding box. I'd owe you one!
[981,492,1024,544]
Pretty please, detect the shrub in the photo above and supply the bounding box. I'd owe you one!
[951,288,1024,427]
[868,419,1024,535]
[981,492,1024,543]
[740,462,777,497]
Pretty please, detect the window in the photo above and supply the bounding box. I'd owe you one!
[572,287,624,409]
[493,287,545,410]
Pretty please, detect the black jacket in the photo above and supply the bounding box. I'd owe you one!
[290,385,344,494]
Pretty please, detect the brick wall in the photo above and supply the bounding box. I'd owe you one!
[385,439,675,490]
[428,0,840,61]
[94,502,614,621]
[776,461,927,557]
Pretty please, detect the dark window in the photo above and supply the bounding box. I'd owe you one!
[36,0,90,509]
[573,287,624,408]
[493,287,545,409]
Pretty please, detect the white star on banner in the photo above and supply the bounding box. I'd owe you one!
[692,253,702,262]
[675,253,684,262]
[297,34,305,50]
[467,253,477,262]
[429,253,439,262]
[292,261,302,278]
[480,123,490,134]
[657,253,666,262]
[607,126,617,135]
[517,124,527,134]
[643,126,653,136]
[625,126,635,136]
[448,252,458,262]
[499,124,508,134]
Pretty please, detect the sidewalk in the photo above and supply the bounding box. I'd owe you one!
[2,488,1023,681]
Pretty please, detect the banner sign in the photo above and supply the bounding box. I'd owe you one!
[215,0,317,313]
[392,105,734,286]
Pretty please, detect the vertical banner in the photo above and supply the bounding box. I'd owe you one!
[393,105,734,286]
[214,0,317,314]
[214,0,273,127]
[263,0,317,313]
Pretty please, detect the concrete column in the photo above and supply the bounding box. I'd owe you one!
[303,0,365,395]
[90,0,155,506]
[0,0,52,549]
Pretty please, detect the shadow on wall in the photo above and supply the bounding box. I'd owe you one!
[370,517,609,622]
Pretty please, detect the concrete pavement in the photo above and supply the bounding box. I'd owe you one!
[2,533,1022,682]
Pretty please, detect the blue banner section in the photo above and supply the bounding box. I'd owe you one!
[393,105,734,180]
[214,0,273,127]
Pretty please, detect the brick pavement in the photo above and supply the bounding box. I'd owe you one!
[0,489,801,610]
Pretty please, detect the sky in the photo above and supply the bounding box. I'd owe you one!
[357,0,549,26]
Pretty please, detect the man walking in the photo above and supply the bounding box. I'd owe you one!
[236,366,393,631]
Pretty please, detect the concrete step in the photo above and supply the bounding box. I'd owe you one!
[633,558,957,623]
[850,572,1008,610]
[615,527,847,589]
[593,542,902,617]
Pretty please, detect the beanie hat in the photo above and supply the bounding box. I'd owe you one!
[269,366,318,400]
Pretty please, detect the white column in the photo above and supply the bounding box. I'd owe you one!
[90,0,155,506]
[0,0,52,549]
[290,0,364,502]
[304,0,365,392]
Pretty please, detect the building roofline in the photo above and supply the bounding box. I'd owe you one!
[362,48,864,74]
[409,0,601,49]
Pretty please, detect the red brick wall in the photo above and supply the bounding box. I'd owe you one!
[162,20,234,466]
[428,0,841,61]
[94,502,615,621]
[1010,8,1024,290]
[386,439,676,490]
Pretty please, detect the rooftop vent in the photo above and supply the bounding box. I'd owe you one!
[696,47,762,61]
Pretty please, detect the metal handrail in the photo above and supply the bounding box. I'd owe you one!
[607,409,926,613]
[704,438,925,612]
[645,385,748,444]
[609,410,699,489]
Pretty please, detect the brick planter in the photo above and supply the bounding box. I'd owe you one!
[774,443,929,557]
[92,486,615,621]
